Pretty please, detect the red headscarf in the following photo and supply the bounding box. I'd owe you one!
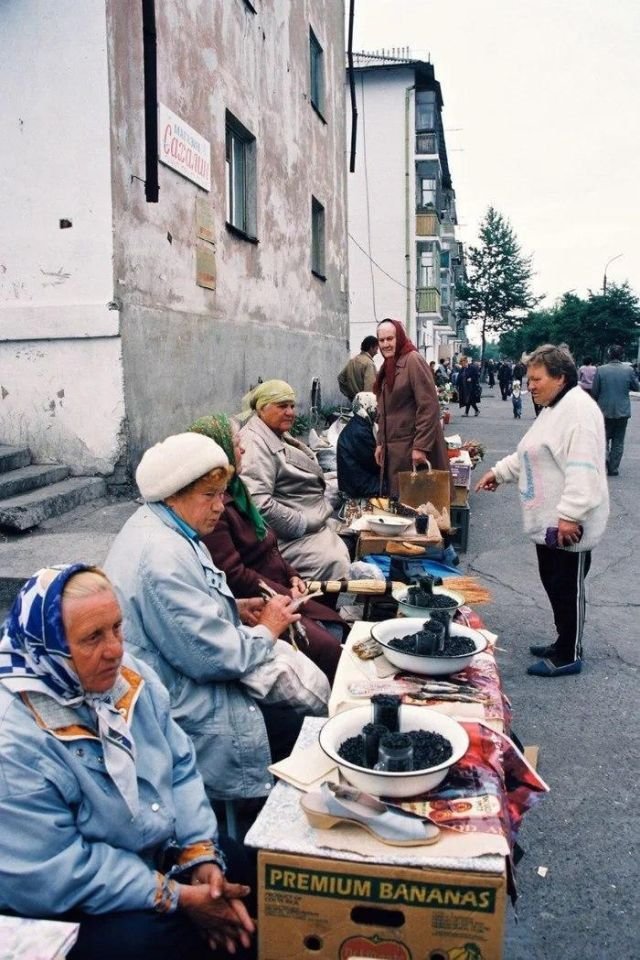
[374,319,418,394]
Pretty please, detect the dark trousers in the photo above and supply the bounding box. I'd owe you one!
[500,382,511,400]
[604,416,629,473]
[64,836,256,960]
[536,545,591,662]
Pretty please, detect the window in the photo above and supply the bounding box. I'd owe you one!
[225,111,257,240]
[417,241,440,288]
[420,177,436,208]
[415,89,436,132]
[311,196,325,278]
[309,28,325,118]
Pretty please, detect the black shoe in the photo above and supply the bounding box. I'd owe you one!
[607,469,619,476]
[529,642,558,658]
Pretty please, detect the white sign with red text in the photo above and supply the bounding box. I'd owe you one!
[158,104,211,191]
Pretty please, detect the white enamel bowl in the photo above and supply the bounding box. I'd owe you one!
[362,515,413,537]
[392,584,465,619]
[370,617,488,677]
[319,704,469,798]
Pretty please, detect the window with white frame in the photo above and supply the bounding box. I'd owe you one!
[225,111,257,239]
[420,177,437,208]
[309,28,325,117]
[417,241,440,288]
[311,196,325,278]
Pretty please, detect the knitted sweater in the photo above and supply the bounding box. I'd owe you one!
[492,386,609,551]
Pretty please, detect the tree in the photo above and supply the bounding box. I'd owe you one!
[456,207,541,361]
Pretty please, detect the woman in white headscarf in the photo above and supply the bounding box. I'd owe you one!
[336,392,384,499]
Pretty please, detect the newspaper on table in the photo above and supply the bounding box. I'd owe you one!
[0,916,79,960]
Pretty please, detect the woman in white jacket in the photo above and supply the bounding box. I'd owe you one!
[476,344,609,677]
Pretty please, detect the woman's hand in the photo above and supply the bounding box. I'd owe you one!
[237,598,265,627]
[411,449,428,468]
[557,519,583,546]
[258,594,301,638]
[475,469,499,492]
[290,577,308,599]
[179,873,254,953]
[374,444,383,466]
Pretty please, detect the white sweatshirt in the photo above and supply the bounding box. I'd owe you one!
[492,386,609,551]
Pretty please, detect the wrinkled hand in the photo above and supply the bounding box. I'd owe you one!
[180,869,254,954]
[237,597,265,627]
[374,444,383,467]
[290,577,308,600]
[258,594,301,638]
[557,519,582,546]
[411,449,428,468]
[475,469,499,492]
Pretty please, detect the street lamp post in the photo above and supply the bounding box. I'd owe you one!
[603,253,623,294]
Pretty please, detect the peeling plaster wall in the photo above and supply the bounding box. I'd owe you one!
[0,0,125,473]
[107,0,349,468]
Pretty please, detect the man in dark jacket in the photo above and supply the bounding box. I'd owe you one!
[592,344,640,475]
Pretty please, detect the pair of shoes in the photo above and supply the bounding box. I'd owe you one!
[463,412,469,417]
[527,658,582,677]
[386,540,425,556]
[301,782,440,847]
[529,642,557,657]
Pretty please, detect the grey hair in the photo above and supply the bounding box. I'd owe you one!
[525,344,578,387]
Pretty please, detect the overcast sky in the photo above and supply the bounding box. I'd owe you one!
[352,0,640,306]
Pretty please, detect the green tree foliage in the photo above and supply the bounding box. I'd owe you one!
[456,207,540,360]
[498,283,640,362]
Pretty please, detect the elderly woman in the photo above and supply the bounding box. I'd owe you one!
[238,380,351,580]
[104,432,329,804]
[0,565,255,960]
[336,392,383,499]
[190,414,343,683]
[476,345,609,677]
[374,318,449,497]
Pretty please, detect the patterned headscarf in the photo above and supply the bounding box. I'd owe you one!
[240,379,296,420]
[352,391,378,423]
[190,413,268,541]
[374,319,418,394]
[0,565,139,816]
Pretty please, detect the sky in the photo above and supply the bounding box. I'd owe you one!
[352,0,640,307]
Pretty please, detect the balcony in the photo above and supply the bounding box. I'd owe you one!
[416,211,440,237]
[415,132,437,154]
[416,287,441,314]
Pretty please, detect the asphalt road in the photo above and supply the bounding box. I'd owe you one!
[457,386,639,960]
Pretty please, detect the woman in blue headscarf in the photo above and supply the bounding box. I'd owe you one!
[0,564,255,960]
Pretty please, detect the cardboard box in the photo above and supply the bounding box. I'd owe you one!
[258,851,506,960]
[452,486,469,508]
[450,463,471,488]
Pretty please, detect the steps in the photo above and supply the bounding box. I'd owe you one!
[0,445,107,532]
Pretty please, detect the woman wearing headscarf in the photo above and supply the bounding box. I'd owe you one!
[238,380,351,580]
[336,392,384,499]
[374,319,449,497]
[190,414,343,683]
[104,432,329,805]
[0,565,255,960]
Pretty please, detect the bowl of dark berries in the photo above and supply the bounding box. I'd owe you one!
[370,613,488,676]
[319,702,469,798]
[392,574,464,618]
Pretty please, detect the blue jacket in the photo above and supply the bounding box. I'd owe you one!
[592,361,639,419]
[104,504,276,800]
[337,415,382,498]
[0,655,219,917]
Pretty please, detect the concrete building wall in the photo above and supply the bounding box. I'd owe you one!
[348,68,416,352]
[107,0,349,468]
[0,0,126,473]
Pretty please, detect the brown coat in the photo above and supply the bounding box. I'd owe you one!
[377,350,449,496]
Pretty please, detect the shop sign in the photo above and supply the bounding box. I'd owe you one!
[159,104,211,191]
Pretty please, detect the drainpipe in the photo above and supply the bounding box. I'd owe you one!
[347,0,357,173]
[142,0,159,202]
[405,84,415,339]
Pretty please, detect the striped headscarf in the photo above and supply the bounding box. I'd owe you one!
[190,413,268,541]
[0,565,139,816]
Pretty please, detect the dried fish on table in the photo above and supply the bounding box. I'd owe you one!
[351,636,384,660]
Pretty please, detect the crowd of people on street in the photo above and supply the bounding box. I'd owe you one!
[0,315,637,956]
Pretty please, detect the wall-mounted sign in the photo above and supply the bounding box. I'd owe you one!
[196,242,216,290]
[196,196,215,243]
[159,104,211,191]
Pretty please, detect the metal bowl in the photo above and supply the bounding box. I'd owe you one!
[370,617,488,676]
[392,585,464,618]
[319,704,469,798]
[362,515,413,537]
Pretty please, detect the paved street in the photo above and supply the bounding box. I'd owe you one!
[456,386,639,960]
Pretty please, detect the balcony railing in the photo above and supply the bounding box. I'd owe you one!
[416,211,440,237]
[415,132,437,154]
[416,287,441,314]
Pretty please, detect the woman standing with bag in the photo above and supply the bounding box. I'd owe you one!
[374,319,449,497]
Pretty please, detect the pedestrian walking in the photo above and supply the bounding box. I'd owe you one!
[578,356,597,395]
[591,344,639,476]
[475,344,609,678]
[497,361,513,401]
[458,357,480,416]
[337,336,379,402]
[511,380,522,418]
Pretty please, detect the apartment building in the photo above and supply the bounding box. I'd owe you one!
[347,51,465,361]
[0,0,348,476]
